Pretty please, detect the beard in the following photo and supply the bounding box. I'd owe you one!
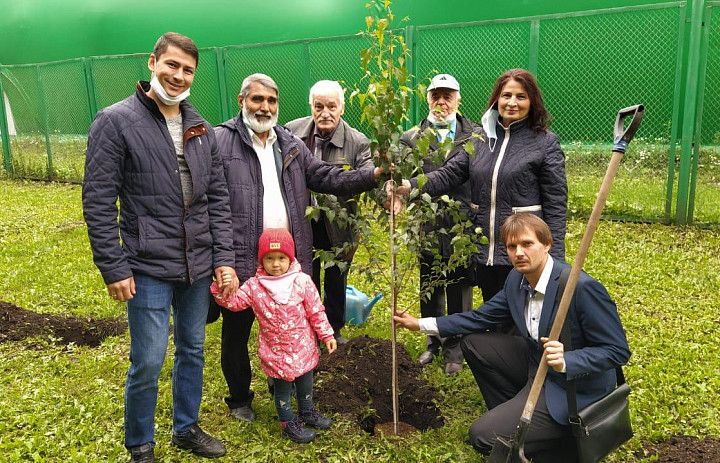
[242,106,278,134]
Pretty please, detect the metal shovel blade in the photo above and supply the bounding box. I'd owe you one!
[487,423,531,463]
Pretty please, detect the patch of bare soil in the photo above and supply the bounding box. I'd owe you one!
[638,436,720,462]
[315,335,445,435]
[0,301,126,348]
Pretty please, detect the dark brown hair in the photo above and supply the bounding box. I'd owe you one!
[487,68,549,132]
[152,32,199,66]
[500,213,553,247]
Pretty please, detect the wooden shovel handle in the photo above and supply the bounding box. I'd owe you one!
[520,104,645,421]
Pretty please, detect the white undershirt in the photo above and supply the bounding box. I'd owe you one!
[523,256,554,341]
[248,128,289,230]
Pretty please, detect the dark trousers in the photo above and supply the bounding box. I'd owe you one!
[460,332,577,462]
[475,264,513,302]
[311,218,349,335]
[274,371,314,421]
[220,307,255,409]
[419,250,473,363]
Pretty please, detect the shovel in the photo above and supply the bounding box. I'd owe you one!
[488,104,645,463]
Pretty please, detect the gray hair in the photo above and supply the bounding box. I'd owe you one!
[308,80,344,107]
[240,73,279,98]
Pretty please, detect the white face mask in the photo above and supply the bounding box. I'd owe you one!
[149,74,190,106]
[481,108,500,151]
[242,106,278,134]
[427,111,456,127]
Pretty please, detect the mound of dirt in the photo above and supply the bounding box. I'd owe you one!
[315,335,445,434]
[0,301,126,347]
[638,436,720,462]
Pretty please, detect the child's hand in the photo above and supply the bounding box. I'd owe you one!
[325,338,337,354]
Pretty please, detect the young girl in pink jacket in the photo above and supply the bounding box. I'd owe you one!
[211,228,337,444]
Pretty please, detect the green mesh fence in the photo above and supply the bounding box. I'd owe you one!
[537,6,682,220]
[695,3,720,223]
[38,59,91,180]
[90,54,148,110]
[0,64,49,179]
[414,21,531,123]
[189,48,224,126]
[224,43,309,125]
[538,7,679,144]
[0,3,714,223]
[308,36,369,130]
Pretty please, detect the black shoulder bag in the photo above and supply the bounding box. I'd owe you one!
[556,268,633,463]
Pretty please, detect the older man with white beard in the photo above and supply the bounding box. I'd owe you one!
[213,73,384,422]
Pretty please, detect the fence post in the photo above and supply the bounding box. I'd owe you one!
[35,64,54,180]
[83,57,99,122]
[406,25,416,130]
[214,48,230,121]
[0,70,12,174]
[528,19,540,75]
[665,3,689,223]
[675,0,705,225]
[686,1,713,223]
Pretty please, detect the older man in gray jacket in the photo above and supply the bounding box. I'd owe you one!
[286,80,374,344]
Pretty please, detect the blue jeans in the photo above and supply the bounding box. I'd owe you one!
[124,273,211,448]
[273,371,314,422]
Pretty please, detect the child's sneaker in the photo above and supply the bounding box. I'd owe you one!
[281,416,315,443]
[300,408,333,430]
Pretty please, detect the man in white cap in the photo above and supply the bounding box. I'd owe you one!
[399,73,482,376]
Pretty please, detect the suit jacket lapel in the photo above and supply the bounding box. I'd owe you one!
[506,272,531,337]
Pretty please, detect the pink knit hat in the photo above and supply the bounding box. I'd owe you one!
[257,228,296,263]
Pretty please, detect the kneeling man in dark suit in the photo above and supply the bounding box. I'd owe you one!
[394,213,631,462]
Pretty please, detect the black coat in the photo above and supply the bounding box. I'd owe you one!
[412,118,567,266]
[82,82,235,284]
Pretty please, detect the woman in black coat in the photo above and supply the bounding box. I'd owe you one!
[400,69,567,303]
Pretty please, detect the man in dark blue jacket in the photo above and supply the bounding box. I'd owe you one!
[394,213,630,462]
[214,73,382,424]
[83,32,236,462]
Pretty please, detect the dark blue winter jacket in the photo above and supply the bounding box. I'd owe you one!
[214,116,377,283]
[83,82,234,284]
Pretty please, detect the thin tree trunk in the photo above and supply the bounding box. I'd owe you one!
[389,180,399,433]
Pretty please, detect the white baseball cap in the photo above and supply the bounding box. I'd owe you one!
[427,73,460,92]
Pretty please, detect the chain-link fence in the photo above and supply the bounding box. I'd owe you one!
[0,1,716,224]
[696,2,720,223]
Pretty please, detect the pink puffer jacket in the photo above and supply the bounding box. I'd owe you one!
[211,260,334,381]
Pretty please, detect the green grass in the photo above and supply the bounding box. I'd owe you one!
[0,179,719,462]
